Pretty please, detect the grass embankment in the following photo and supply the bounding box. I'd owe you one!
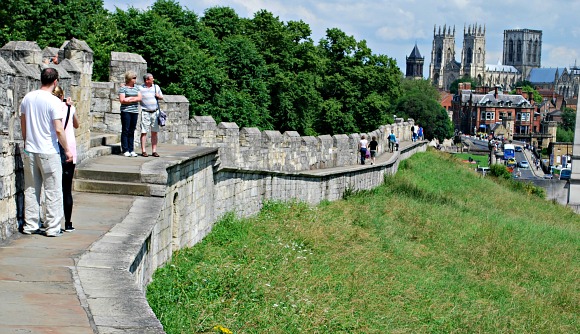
[147,149,579,334]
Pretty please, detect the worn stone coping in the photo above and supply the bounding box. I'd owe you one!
[218,140,425,177]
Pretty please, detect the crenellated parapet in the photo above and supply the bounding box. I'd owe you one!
[0,39,94,240]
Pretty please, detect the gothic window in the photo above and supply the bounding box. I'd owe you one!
[446,48,453,62]
[437,47,442,63]
[466,47,472,63]
[517,39,522,62]
[533,40,538,63]
[527,39,532,62]
[508,40,514,62]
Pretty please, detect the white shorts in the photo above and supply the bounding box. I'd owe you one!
[141,110,159,133]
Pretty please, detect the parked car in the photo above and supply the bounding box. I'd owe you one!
[518,161,529,168]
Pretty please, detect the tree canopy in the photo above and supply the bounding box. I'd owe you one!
[449,76,478,94]
[395,79,453,142]
[0,0,452,140]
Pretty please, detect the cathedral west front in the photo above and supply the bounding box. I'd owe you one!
[428,24,542,91]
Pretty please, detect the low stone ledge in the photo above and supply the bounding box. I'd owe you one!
[77,196,165,333]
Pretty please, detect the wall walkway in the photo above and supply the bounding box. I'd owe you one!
[0,138,426,333]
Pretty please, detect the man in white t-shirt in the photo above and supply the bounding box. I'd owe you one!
[20,67,72,237]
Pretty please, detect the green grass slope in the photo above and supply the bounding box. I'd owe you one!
[147,149,579,334]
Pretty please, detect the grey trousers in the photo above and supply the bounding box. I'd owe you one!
[22,152,63,235]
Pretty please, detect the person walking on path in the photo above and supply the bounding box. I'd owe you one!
[119,70,141,157]
[53,86,78,232]
[418,125,423,141]
[388,130,397,153]
[20,67,72,237]
[139,73,164,157]
[359,135,368,165]
[369,136,379,165]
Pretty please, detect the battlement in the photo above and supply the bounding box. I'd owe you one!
[0,39,415,240]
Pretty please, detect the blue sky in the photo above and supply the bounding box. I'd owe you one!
[103,0,580,78]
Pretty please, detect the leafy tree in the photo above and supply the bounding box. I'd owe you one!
[556,107,576,142]
[556,128,574,142]
[394,93,453,142]
[560,107,576,131]
[449,76,477,94]
[200,6,244,40]
[400,79,440,101]
[510,85,542,104]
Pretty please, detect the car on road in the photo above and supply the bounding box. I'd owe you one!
[518,161,529,168]
[543,174,553,179]
[515,146,523,152]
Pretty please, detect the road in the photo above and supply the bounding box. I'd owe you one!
[461,136,570,205]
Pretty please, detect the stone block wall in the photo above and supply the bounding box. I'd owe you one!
[80,141,426,333]
[0,39,94,239]
[89,51,415,174]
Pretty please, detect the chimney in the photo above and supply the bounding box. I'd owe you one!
[528,92,533,102]
[516,87,522,95]
[494,86,498,99]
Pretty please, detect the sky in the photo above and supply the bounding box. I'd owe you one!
[103,0,580,78]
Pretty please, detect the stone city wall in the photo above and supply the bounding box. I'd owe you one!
[92,52,414,172]
[0,43,415,241]
[78,141,426,333]
[0,39,93,240]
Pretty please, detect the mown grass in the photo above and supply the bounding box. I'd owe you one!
[452,152,489,167]
[147,149,579,334]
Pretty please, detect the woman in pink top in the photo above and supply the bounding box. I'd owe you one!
[53,87,78,232]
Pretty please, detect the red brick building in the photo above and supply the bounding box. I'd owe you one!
[451,83,555,147]
[452,83,534,137]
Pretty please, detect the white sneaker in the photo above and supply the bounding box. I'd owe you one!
[130,152,138,157]
[123,151,131,157]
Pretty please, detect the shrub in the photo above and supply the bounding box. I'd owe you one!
[489,163,512,180]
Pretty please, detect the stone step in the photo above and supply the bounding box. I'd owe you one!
[75,168,141,183]
[73,179,164,197]
[90,132,121,148]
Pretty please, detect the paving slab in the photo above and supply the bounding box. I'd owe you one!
[0,192,135,333]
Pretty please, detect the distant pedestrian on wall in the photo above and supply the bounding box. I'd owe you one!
[369,136,378,165]
[359,135,368,165]
[20,67,72,237]
[418,125,423,140]
[139,73,163,157]
[388,130,397,153]
[119,71,141,157]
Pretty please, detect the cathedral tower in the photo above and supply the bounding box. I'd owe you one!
[503,29,542,79]
[406,43,424,79]
[429,24,456,89]
[461,24,486,84]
